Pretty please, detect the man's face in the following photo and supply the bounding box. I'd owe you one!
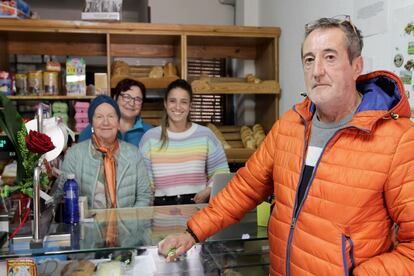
[302,28,362,109]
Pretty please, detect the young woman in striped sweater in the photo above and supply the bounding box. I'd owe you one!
[139,79,230,205]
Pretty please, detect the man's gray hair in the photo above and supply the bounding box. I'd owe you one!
[301,16,364,64]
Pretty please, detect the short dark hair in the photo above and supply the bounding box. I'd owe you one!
[112,78,146,100]
[302,16,363,63]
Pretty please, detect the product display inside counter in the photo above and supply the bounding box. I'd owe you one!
[0,204,270,275]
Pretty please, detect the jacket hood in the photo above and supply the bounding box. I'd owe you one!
[294,70,411,130]
[356,70,410,116]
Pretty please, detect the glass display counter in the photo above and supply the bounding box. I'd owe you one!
[0,204,269,275]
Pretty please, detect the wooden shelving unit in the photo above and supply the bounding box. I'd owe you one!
[8,95,95,100]
[0,19,281,162]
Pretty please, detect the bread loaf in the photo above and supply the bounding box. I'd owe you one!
[148,66,164,78]
[111,61,129,76]
[207,123,231,149]
[163,62,177,76]
[252,124,266,147]
[245,73,261,84]
[240,126,256,150]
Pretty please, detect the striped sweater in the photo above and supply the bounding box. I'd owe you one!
[139,123,230,196]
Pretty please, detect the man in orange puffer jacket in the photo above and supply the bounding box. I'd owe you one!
[159,16,414,275]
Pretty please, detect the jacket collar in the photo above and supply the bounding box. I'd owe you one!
[294,70,410,132]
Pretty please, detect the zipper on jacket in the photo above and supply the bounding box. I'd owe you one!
[286,128,342,275]
[286,107,366,275]
[285,107,309,276]
[341,234,355,276]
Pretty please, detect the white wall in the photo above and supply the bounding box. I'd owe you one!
[258,0,352,116]
[259,0,414,114]
[148,0,234,25]
[258,0,414,116]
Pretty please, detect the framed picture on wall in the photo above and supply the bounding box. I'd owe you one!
[82,0,123,21]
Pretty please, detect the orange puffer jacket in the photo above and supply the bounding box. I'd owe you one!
[188,71,414,275]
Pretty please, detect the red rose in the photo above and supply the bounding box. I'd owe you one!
[25,130,55,154]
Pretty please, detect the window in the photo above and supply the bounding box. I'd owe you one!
[188,58,226,124]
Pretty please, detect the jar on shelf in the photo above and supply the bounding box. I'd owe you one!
[28,71,43,95]
[15,73,28,95]
[43,71,59,95]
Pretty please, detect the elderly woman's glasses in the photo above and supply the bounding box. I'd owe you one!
[120,93,143,105]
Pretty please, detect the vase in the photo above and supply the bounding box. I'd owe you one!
[7,192,32,238]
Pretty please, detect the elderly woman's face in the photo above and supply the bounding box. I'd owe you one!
[92,103,119,145]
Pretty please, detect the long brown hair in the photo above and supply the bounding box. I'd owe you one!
[159,79,193,149]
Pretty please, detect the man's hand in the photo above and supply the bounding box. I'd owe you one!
[158,232,196,262]
[193,187,211,203]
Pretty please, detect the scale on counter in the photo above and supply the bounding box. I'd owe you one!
[0,135,16,161]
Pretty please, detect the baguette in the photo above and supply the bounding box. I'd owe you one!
[240,125,256,149]
[207,123,231,149]
[253,124,266,147]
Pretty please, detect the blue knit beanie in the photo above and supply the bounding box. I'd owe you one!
[88,95,121,123]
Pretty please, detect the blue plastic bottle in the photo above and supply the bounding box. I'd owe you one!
[63,173,79,224]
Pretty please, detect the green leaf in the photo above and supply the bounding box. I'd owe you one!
[0,94,26,183]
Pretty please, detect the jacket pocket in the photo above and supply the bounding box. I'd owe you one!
[341,234,355,276]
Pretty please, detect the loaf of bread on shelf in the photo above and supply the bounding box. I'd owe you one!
[207,123,231,149]
[148,66,164,78]
[111,60,130,76]
[253,123,266,147]
[240,126,256,150]
[245,73,261,84]
[163,62,177,76]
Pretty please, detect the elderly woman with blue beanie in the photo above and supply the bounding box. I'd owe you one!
[78,79,152,147]
[56,95,152,209]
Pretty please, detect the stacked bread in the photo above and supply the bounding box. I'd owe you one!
[148,62,178,78]
[241,124,266,149]
[252,124,266,146]
[207,123,231,149]
[240,126,256,149]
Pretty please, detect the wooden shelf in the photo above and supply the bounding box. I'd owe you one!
[225,148,256,163]
[191,77,280,94]
[8,95,96,100]
[214,124,264,163]
[0,19,280,163]
[111,75,179,89]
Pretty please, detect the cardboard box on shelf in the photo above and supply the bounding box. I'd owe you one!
[94,73,108,95]
[66,57,86,96]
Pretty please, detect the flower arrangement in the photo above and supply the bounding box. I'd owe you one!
[0,94,55,198]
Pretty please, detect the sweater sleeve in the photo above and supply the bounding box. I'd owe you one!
[188,121,279,241]
[206,129,230,187]
[354,127,414,276]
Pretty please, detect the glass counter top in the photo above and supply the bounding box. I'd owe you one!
[0,204,268,259]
